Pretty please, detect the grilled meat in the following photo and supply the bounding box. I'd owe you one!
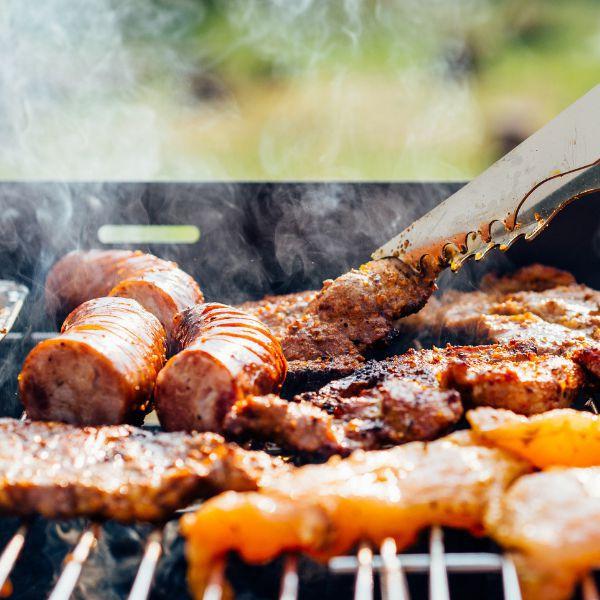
[307,258,436,348]
[239,291,317,340]
[46,250,203,338]
[182,431,530,599]
[468,407,600,468]
[224,342,582,456]
[0,418,287,522]
[241,259,435,391]
[241,292,363,394]
[155,303,287,433]
[486,467,600,600]
[479,264,577,293]
[19,297,167,425]
[442,343,584,414]
[408,265,600,376]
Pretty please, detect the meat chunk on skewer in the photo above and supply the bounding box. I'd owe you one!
[468,407,600,468]
[224,342,583,456]
[46,249,203,339]
[19,297,167,425]
[486,467,600,600]
[155,303,287,433]
[0,418,287,522]
[182,431,530,599]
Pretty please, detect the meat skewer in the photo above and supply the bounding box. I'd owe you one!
[467,406,600,468]
[182,430,531,599]
[486,466,600,600]
[19,297,167,425]
[46,249,203,339]
[155,302,287,433]
[0,417,287,522]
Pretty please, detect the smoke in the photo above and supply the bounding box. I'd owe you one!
[0,0,496,181]
[0,0,202,180]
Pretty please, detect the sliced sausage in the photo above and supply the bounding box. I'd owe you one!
[46,250,203,338]
[19,297,167,425]
[155,303,287,432]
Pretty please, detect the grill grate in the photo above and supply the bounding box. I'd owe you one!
[0,520,595,600]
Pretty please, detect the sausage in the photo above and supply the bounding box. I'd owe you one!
[109,265,203,341]
[45,250,203,338]
[155,303,287,432]
[19,297,167,425]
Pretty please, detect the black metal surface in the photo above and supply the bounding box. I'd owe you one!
[0,182,598,599]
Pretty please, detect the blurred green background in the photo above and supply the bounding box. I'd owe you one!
[1,0,599,180]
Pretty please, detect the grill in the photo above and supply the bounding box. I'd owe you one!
[0,182,599,599]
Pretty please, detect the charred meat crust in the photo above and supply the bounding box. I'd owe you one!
[224,340,584,457]
[0,418,287,522]
[241,258,436,390]
[408,264,600,385]
[19,297,167,426]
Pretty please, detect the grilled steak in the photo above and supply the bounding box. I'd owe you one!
[19,297,167,426]
[0,418,287,522]
[224,341,582,456]
[406,264,600,380]
[242,293,364,394]
[182,431,530,599]
[155,303,287,433]
[241,259,435,392]
[46,250,203,338]
[487,467,600,600]
[307,258,436,348]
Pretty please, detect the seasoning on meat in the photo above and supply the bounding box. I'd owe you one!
[155,303,287,433]
[224,341,583,456]
[19,297,167,425]
[405,264,600,379]
[0,418,287,522]
[182,431,530,599]
[241,258,436,390]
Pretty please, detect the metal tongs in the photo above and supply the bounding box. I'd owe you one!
[0,281,28,342]
[373,85,600,273]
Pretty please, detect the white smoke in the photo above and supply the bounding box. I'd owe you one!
[0,0,202,179]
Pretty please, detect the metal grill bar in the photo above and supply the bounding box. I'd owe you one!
[429,527,449,600]
[0,524,27,594]
[500,555,522,600]
[48,525,99,600]
[202,559,225,600]
[127,529,163,600]
[379,538,409,600]
[583,574,600,600]
[354,542,374,600]
[279,554,299,600]
[331,552,505,574]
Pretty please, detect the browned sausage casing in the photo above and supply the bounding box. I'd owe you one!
[19,297,167,425]
[155,303,287,432]
[46,250,203,338]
